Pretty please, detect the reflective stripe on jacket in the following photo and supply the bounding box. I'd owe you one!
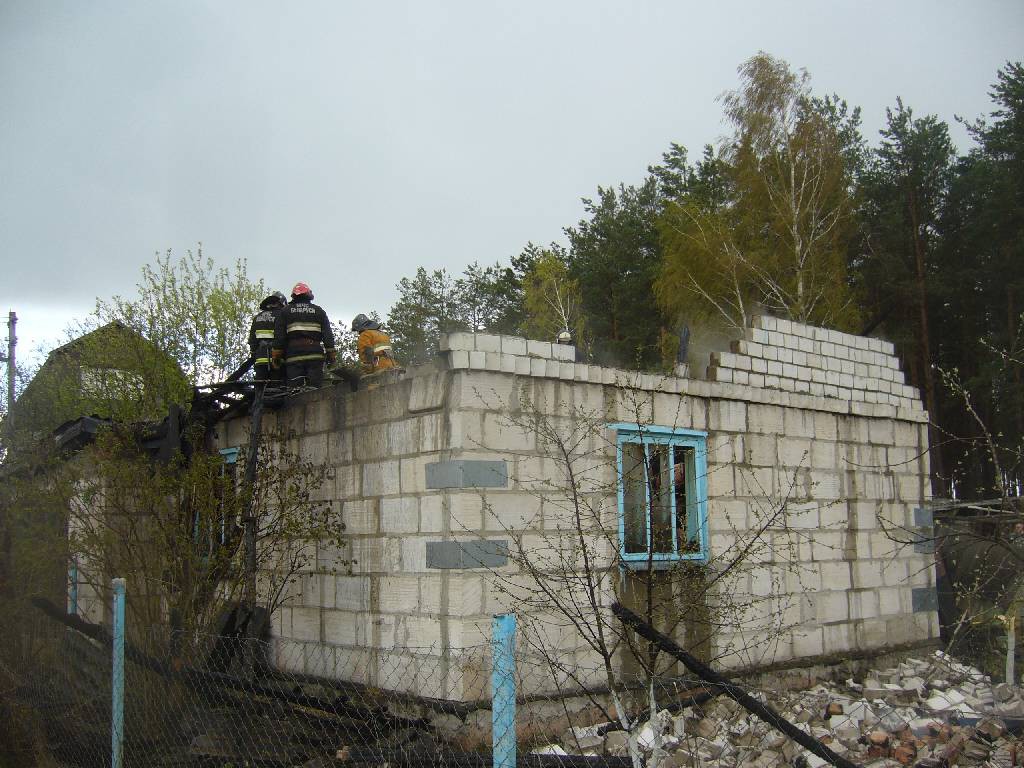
[272,299,335,362]
[357,329,398,373]
[249,307,282,364]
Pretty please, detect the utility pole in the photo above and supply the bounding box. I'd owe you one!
[1,311,14,413]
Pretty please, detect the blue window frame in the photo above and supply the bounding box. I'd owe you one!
[611,424,709,566]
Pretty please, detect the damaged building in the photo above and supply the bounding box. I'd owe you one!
[175,314,937,700]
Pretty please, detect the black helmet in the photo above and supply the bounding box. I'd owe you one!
[351,313,371,332]
[260,291,286,310]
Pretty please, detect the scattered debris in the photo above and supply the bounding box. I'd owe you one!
[548,650,1024,768]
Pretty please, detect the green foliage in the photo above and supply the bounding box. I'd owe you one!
[520,243,585,345]
[387,262,524,365]
[92,246,267,386]
[657,53,861,333]
[566,177,672,368]
[58,423,339,646]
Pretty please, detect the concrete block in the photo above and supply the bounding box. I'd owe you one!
[709,399,747,432]
[709,367,734,384]
[706,465,736,497]
[792,627,824,658]
[418,494,443,532]
[335,576,370,611]
[484,352,501,370]
[501,335,527,356]
[815,590,850,622]
[379,576,420,613]
[363,460,401,497]
[778,437,812,468]
[530,357,545,377]
[400,455,432,494]
[291,606,322,642]
[474,334,501,353]
[408,372,448,413]
[746,433,777,466]
[552,343,576,361]
[820,561,852,590]
[514,355,532,375]
[446,332,474,351]
[499,353,517,373]
[387,418,419,456]
[736,466,774,497]
[382,496,418,533]
[527,339,552,358]
[779,500,819,530]
[850,588,880,620]
[449,493,484,531]
[484,492,542,531]
[449,349,470,369]
[878,586,901,615]
[323,610,361,645]
[468,350,487,369]
[706,433,743,464]
[343,499,378,534]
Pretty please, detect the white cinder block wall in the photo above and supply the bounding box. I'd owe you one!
[216,316,936,701]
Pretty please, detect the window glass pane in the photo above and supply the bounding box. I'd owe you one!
[650,446,673,553]
[674,445,698,551]
[622,442,646,553]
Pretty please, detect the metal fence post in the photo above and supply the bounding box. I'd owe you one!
[111,578,126,768]
[491,613,516,768]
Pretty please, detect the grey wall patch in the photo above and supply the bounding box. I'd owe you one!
[912,587,938,613]
[913,507,934,527]
[426,460,508,488]
[426,540,509,569]
[913,507,935,554]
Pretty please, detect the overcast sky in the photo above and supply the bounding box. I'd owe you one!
[2,0,1022,365]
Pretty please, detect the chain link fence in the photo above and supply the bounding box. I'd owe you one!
[6,600,1024,768]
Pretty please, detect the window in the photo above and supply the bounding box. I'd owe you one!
[196,448,240,555]
[612,424,708,566]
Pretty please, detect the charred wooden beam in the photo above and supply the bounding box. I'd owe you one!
[612,602,861,768]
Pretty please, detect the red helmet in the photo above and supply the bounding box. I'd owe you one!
[291,282,313,299]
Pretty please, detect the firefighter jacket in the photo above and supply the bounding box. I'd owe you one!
[248,307,282,366]
[357,328,397,373]
[272,299,335,364]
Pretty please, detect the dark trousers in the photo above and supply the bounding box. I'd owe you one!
[254,363,284,384]
[285,359,324,388]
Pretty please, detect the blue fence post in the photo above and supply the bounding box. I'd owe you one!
[68,559,78,615]
[492,613,516,768]
[111,577,126,768]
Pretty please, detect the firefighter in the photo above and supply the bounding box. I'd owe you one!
[271,282,336,389]
[249,291,286,383]
[351,314,398,374]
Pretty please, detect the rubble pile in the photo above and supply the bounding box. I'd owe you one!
[544,651,1024,768]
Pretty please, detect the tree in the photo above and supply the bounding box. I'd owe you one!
[90,246,267,387]
[520,243,585,346]
[566,178,672,368]
[387,262,525,365]
[0,247,339,653]
[858,100,956,494]
[657,53,861,333]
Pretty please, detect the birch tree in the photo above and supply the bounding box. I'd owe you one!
[657,53,860,332]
